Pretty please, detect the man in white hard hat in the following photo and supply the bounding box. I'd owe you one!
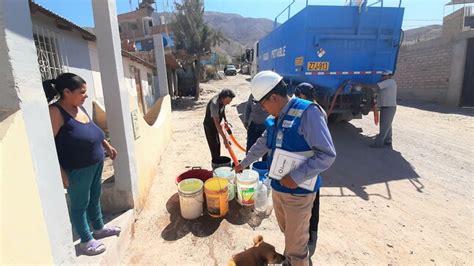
[235,71,336,266]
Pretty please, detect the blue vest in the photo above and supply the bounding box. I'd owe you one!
[266,98,321,194]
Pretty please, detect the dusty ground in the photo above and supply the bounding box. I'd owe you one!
[122,74,473,265]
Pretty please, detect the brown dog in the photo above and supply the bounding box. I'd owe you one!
[228,235,285,266]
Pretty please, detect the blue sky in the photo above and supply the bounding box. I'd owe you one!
[34,0,461,30]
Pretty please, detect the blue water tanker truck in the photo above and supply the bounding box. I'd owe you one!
[250,0,404,121]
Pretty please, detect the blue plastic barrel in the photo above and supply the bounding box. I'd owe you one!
[252,161,268,182]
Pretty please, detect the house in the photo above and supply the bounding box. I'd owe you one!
[394,3,474,107]
[117,2,179,97]
[1,0,173,263]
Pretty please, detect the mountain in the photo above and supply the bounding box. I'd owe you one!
[402,25,442,45]
[155,11,274,58]
[204,12,275,53]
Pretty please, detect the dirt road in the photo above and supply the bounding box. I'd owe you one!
[123,74,473,264]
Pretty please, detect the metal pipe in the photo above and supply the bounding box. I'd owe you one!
[368,0,381,7]
[273,0,296,28]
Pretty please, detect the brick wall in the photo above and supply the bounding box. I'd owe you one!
[394,38,452,103]
[442,7,465,39]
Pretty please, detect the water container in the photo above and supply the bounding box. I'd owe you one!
[213,166,236,201]
[264,177,273,216]
[236,169,259,206]
[177,178,204,219]
[211,156,231,169]
[254,182,268,213]
[251,161,268,182]
[204,178,229,218]
[175,167,213,185]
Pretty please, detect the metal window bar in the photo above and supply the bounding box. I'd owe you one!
[32,24,67,81]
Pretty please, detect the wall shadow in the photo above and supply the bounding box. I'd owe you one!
[161,193,268,241]
[398,99,474,117]
[171,97,206,112]
[323,122,423,200]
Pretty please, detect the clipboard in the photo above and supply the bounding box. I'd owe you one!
[268,148,317,191]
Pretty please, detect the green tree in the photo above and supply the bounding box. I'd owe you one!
[172,0,228,99]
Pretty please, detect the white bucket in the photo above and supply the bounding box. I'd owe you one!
[236,169,259,206]
[213,167,236,201]
[177,178,204,219]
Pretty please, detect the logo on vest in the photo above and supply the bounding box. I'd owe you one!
[282,120,293,128]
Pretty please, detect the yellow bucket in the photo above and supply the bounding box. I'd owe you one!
[204,177,229,218]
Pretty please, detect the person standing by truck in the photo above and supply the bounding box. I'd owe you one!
[372,72,397,148]
[235,71,336,266]
[355,71,397,148]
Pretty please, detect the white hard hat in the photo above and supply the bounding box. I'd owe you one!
[250,71,283,101]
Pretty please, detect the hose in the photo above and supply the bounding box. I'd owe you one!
[221,123,240,165]
[327,80,350,117]
[373,106,379,125]
[224,123,246,152]
[373,94,379,125]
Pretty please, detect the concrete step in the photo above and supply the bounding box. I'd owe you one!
[74,209,134,265]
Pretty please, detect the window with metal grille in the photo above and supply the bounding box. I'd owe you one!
[32,25,68,81]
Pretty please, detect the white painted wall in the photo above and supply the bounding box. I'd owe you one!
[122,57,156,112]
[31,15,96,113]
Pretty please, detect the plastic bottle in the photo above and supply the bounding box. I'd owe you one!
[254,181,268,213]
[264,178,273,216]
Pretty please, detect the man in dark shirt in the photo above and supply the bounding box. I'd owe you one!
[203,89,236,160]
[244,94,269,155]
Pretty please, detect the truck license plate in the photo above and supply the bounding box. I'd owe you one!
[307,61,329,71]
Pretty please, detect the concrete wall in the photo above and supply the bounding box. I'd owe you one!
[134,95,172,209]
[447,31,474,106]
[394,38,452,103]
[1,1,74,263]
[0,112,54,264]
